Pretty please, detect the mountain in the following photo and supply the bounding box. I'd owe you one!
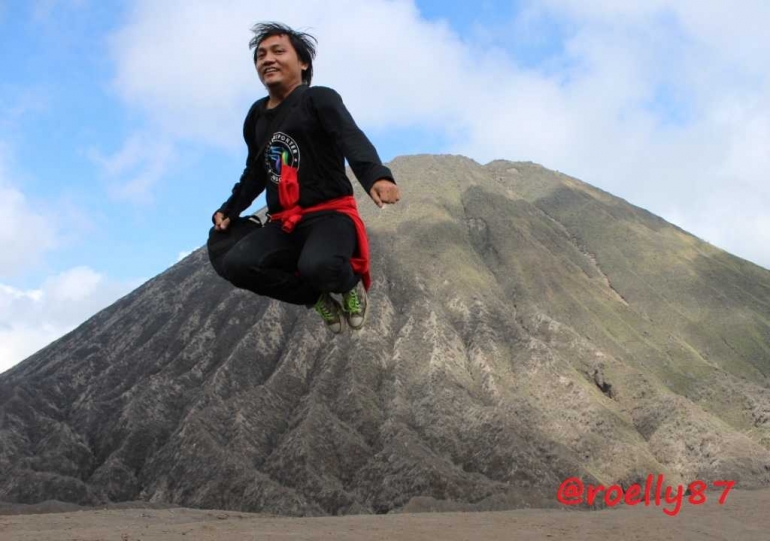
[1,155,769,516]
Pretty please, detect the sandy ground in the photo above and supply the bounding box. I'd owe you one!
[2,488,770,541]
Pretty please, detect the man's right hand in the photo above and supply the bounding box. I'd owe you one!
[214,211,231,231]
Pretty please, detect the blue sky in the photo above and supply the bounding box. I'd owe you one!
[2,0,770,372]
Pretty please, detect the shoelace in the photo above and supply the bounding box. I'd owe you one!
[344,291,361,313]
[315,298,336,322]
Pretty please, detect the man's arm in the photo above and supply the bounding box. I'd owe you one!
[309,86,396,195]
[212,101,267,225]
[212,162,266,225]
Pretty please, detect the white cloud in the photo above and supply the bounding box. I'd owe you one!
[0,324,64,375]
[0,284,43,302]
[483,0,770,269]
[109,0,471,147]
[109,0,770,269]
[109,1,261,149]
[0,266,144,374]
[0,148,144,373]
[88,133,176,204]
[0,148,60,278]
[176,249,193,262]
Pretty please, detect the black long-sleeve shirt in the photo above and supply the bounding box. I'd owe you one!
[214,84,395,223]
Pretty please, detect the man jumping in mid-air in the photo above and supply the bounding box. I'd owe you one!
[207,22,400,333]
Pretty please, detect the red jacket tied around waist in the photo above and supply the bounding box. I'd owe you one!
[269,163,372,291]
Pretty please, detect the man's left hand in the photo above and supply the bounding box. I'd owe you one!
[369,179,401,208]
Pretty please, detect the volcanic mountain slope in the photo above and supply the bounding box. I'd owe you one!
[1,155,769,516]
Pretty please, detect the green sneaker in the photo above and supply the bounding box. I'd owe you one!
[341,280,368,330]
[314,293,345,334]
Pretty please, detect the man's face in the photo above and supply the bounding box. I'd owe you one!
[256,34,308,89]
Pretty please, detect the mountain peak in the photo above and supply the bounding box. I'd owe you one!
[2,154,769,515]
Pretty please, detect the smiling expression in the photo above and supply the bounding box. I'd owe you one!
[256,34,309,90]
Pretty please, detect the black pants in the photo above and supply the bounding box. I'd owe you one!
[207,212,359,306]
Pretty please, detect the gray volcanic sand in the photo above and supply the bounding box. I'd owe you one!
[2,487,768,541]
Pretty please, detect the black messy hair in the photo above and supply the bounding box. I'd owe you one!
[249,22,318,85]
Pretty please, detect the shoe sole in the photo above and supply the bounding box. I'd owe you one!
[331,314,346,334]
[346,298,368,331]
[319,297,346,334]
